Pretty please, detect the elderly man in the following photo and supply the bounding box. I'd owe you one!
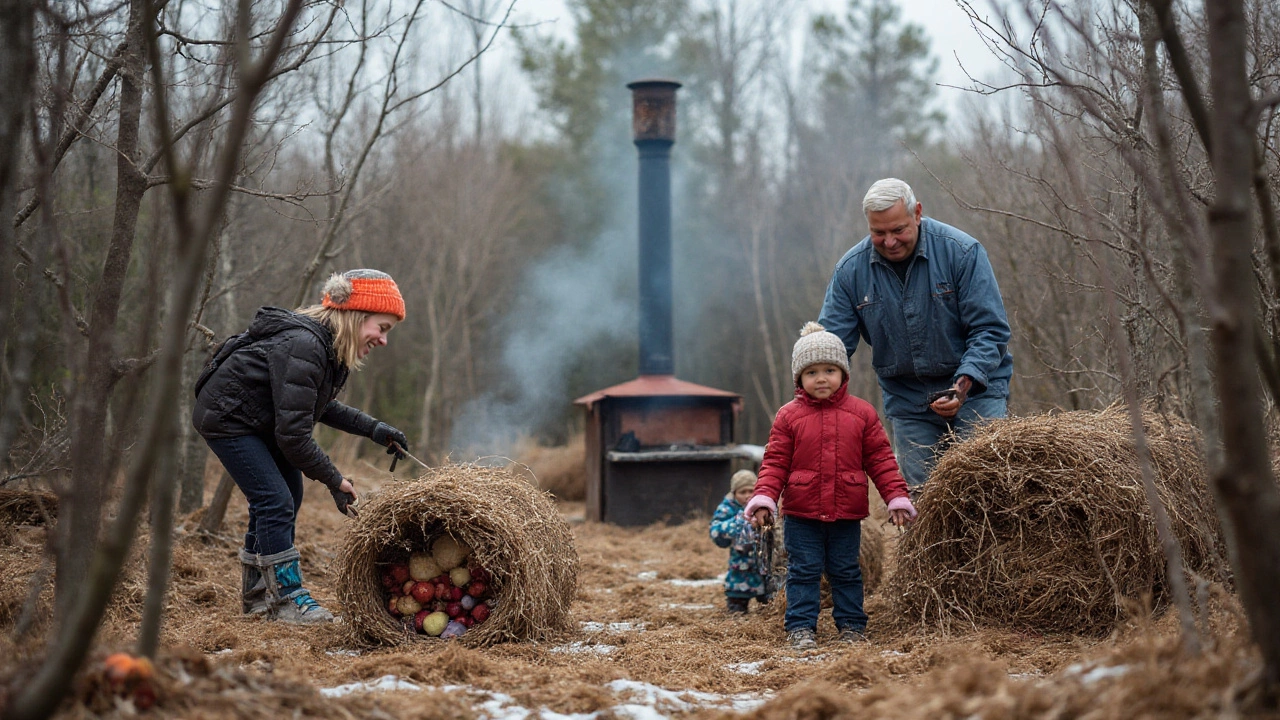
[818,178,1013,492]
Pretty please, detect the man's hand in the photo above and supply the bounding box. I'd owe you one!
[750,507,772,529]
[929,376,973,419]
[331,478,359,517]
[372,422,408,458]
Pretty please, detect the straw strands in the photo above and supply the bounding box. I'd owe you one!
[886,407,1229,635]
[337,463,579,646]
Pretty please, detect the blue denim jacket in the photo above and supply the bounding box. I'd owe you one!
[818,217,1012,419]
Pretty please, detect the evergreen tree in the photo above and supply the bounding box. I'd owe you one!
[808,0,944,178]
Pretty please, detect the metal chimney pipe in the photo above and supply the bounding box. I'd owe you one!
[628,79,681,377]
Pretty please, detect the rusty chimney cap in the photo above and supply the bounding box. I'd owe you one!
[627,79,681,143]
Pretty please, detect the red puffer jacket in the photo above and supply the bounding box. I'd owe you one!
[754,381,909,521]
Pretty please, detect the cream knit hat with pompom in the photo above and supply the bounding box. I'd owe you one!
[791,321,850,386]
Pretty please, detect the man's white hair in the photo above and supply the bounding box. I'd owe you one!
[862,178,917,215]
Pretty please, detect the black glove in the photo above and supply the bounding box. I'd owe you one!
[330,485,358,517]
[372,422,408,459]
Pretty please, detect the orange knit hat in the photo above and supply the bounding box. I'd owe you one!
[322,269,405,320]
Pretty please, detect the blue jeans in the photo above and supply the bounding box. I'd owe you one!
[783,516,864,632]
[204,434,303,556]
[888,395,1007,488]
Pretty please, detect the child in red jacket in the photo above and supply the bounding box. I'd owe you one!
[747,322,917,650]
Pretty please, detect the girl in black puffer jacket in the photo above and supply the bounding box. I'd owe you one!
[193,269,409,624]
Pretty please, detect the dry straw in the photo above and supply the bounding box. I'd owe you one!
[886,406,1230,635]
[337,463,579,646]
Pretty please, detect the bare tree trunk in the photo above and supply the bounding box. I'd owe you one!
[1204,0,1280,702]
[7,0,308,714]
[57,0,151,616]
[137,431,177,657]
[1137,1,1223,491]
[0,0,38,468]
[199,470,235,535]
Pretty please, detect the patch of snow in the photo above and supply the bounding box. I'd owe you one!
[879,650,905,657]
[320,675,421,697]
[325,649,360,657]
[667,574,725,587]
[661,603,715,610]
[725,661,766,675]
[581,621,647,634]
[550,642,617,656]
[778,653,829,664]
[737,444,766,463]
[338,679,771,719]
[606,679,770,713]
[636,571,659,581]
[213,649,234,655]
[1082,665,1130,685]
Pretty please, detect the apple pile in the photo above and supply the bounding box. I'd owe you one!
[381,534,494,638]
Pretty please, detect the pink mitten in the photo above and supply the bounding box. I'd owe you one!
[887,495,917,520]
[744,494,777,522]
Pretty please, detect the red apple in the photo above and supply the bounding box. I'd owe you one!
[390,564,410,584]
[469,566,489,583]
[411,582,435,603]
[458,615,475,627]
[449,586,464,601]
[445,601,463,618]
[414,609,431,631]
[467,581,487,598]
[471,603,490,623]
[381,572,398,590]
[434,574,451,584]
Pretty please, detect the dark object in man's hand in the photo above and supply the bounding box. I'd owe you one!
[927,388,958,404]
[331,487,358,517]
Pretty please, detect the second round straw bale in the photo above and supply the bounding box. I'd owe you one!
[886,407,1229,635]
[338,463,579,646]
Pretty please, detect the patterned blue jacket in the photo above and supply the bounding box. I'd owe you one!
[709,494,767,598]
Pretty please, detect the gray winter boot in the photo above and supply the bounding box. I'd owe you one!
[259,547,334,624]
[239,548,270,616]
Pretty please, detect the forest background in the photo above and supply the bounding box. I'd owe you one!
[8,0,1278,488]
[1,0,1280,715]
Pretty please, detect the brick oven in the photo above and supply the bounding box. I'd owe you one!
[574,80,751,526]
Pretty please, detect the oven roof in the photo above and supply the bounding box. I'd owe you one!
[573,374,741,409]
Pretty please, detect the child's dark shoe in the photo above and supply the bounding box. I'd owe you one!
[726,597,749,614]
[837,627,867,643]
[788,627,817,650]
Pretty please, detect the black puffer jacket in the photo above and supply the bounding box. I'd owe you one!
[192,307,378,490]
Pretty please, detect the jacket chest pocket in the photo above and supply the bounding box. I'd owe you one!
[788,469,817,487]
[930,281,961,319]
[855,293,896,361]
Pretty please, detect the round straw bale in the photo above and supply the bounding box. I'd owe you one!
[886,406,1230,635]
[337,463,579,646]
[859,518,885,594]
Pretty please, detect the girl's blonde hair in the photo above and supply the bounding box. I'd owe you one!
[295,305,372,370]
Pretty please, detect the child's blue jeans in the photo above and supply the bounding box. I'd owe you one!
[783,516,864,633]
[204,434,304,556]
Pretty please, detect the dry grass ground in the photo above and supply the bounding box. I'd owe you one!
[0,445,1266,719]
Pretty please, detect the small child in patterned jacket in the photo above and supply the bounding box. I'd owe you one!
[709,469,769,614]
